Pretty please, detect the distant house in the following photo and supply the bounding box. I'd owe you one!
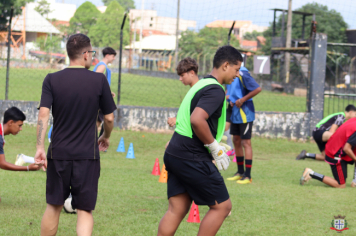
[125,35,176,52]
[205,20,267,40]
[35,0,76,27]
[0,3,61,59]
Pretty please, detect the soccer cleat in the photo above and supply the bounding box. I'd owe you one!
[226,149,235,156]
[351,181,356,187]
[237,176,252,184]
[300,168,313,185]
[296,150,307,160]
[15,154,26,166]
[227,173,243,181]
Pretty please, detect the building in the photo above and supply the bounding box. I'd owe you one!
[34,0,76,27]
[129,9,196,35]
[125,35,176,52]
[206,20,267,40]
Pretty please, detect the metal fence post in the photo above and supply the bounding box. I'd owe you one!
[5,7,14,100]
[118,12,127,105]
[308,33,328,135]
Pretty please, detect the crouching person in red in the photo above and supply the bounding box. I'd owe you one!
[300,117,356,188]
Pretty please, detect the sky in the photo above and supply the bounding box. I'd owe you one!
[57,0,356,29]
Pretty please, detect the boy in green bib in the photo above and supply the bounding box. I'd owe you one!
[296,104,356,161]
[158,46,243,236]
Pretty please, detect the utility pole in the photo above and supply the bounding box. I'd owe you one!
[175,0,180,68]
[285,0,292,83]
[139,0,145,53]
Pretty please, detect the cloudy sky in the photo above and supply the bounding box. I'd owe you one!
[59,0,356,29]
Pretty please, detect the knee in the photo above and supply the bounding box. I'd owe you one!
[336,184,346,189]
[233,136,241,145]
[241,140,251,148]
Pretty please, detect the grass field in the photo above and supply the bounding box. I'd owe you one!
[1,125,356,235]
[0,67,309,111]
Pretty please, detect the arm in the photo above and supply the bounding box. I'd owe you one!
[190,107,214,144]
[236,87,262,108]
[167,117,176,127]
[98,113,114,151]
[34,107,50,168]
[0,154,41,171]
[328,124,339,134]
[343,143,356,162]
[95,65,106,73]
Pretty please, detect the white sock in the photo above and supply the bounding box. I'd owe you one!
[309,170,314,175]
[22,154,35,163]
[353,166,356,183]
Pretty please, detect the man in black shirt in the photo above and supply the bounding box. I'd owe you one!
[158,46,243,236]
[35,34,117,235]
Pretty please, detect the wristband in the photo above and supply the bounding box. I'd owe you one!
[27,166,29,171]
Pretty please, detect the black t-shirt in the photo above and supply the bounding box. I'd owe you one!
[166,76,225,162]
[335,131,356,157]
[40,67,117,160]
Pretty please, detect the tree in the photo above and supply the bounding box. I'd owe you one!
[34,0,52,18]
[262,3,348,54]
[35,34,63,62]
[179,27,240,56]
[102,0,135,10]
[0,0,33,31]
[69,1,101,35]
[244,30,263,41]
[89,1,130,48]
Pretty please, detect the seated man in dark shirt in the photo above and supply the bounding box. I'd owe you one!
[300,117,356,188]
[158,46,243,236]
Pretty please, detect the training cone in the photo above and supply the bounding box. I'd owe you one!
[126,143,136,159]
[158,164,168,183]
[187,201,200,223]
[116,137,125,152]
[232,156,236,162]
[151,158,161,176]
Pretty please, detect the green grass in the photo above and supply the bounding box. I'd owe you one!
[2,67,311,111]
[1,125,356,235]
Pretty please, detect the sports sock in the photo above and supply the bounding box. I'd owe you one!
[224,130,233,149]
[353,166,356,183]
[305,153,316,159]
[22,154,35,164]
[236,156,244,175]
[310,171,324,181]
[244,159,252,178]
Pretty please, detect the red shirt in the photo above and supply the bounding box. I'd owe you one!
[325,117,356,162]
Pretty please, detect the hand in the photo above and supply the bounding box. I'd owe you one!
[165,141,170,149]
[111,92,116,98]
[34,149,47,170]
[98,135,110,151]
[229,101,234,107]
[167,117,176,127]
[204,140,230,171]
[226,95,230,100]
[28,163,43,171]
[235,98,245,108]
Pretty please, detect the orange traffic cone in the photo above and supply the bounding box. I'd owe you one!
[158,164,168,183]
[187,201,200,223]
[151,158,161,176]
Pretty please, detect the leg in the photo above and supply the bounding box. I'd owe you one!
[224,122,231,131]
[315,151,325,161]
[197,199,232,236]
[233,135,243,157]
[322,176,346,188]
[41,204,63,236]
[241,139,252,179]
[77,210,94,236]
[157,193,192,236]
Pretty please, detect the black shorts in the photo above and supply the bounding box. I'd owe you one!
[325,155,354,185]
[312,129,327,152]
[164,153,229,206]
[226,104,232,123]
[230,122,253,139]
[46,159,100,211]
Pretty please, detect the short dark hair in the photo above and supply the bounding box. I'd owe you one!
[176,57,199,75]
[3,107,26,124]
[345,104,356,112]
[213,45,243,68]
[102,47,117,57]
[66,34,91,60]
